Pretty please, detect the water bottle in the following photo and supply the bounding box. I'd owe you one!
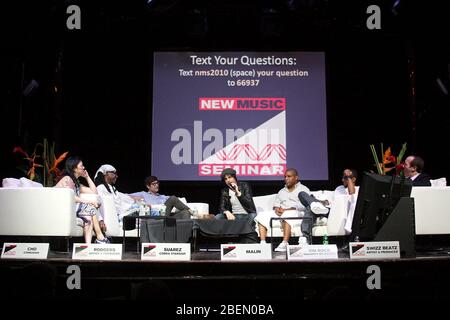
[193,208,199,219]
[143,203,150,216]
[139,200,145,216]
[159,204,166,216]
[150,207,160,217]
[322,233,329,245]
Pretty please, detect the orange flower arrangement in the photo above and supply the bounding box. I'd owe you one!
[370,143,407,176]
[13,138,68,186]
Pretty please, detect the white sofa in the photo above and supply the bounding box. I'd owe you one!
[253,191,351,238]
[0,187,83,237]
[412,186,450,235]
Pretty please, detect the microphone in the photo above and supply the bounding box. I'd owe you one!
[230,183,237,190]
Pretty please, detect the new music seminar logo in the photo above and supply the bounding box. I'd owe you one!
[198,111,287,176]
[216,144,286,161]
[199,98,286,111]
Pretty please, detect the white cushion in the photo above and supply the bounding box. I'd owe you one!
[187,202,209,215]
[430,178,447,187]
[2,178,21,188]
[19,177,43,188]
[253,194,277,213]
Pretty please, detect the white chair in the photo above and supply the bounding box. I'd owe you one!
[253,194,303,237]
[0,187,82,237]
[253,192,350,238]
[312,194,350,237]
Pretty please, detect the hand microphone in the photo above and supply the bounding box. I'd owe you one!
[230,183,237,190]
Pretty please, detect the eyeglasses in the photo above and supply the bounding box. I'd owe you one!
[343,175,353,180]
[150,181,160,186]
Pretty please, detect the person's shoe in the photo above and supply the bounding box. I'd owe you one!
[298,236,309,245]
[316,217,328,226]
[274,241,288,252]
[94,238,110,244]
[311,202,329,215]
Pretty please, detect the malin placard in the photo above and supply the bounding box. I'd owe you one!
[221,243,272,261]
[350,241,400,259]
[1,243,49,260]
[141,243,191,261]
[72,243,122,260]
[287,244,338,260]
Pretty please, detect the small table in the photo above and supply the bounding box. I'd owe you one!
[192,219,257,251]
[123,214,181,251]
[140,218,194,243]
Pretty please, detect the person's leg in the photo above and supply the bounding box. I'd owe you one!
[164,196,192,216]
[215,213,227,220]
[282,220,291,243]
[171,210,191,219]
[299,191,329,215]
[298,191,318,207]
[301,208,313,243]
[258,223,267,241]
[82,217,93,244]
[92,215,106,240]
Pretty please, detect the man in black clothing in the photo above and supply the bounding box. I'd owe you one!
[404,155,432,186]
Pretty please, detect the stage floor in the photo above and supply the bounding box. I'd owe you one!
[2,246,450,301]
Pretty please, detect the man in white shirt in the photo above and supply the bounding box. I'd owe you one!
[255,168,312,252]
[299,168,359,237]
[94,164,141,231]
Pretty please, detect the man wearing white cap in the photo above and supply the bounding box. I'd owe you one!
[94,164,141,230]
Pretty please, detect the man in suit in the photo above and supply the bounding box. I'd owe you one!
[404,155,431,186]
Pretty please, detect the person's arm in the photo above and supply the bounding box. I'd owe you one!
[272,192,293,215]
[235,182,256,212]
[79,170,100,207]
[219,188,230,214]
[79,169,97,194]
[347,177,356,195]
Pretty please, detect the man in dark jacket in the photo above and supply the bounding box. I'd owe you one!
[216,168,257,220]
[404,155,432,186]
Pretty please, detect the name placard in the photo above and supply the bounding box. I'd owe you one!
[1,243,49,260]
[141,243,191,261]
[72,243,122,260]
[349,241,400,259]
[287,244,338,260]
[221,243,272,261]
